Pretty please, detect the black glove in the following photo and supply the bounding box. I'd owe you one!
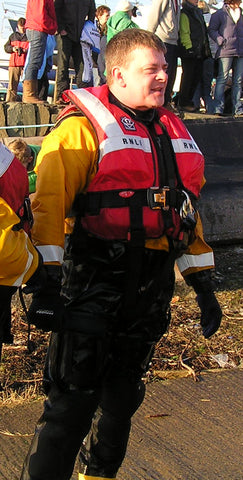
[0,285,17,345]
[25,266,66,332]
[186,48,195,57]
[185,270,222,338]
[197,291,222,338]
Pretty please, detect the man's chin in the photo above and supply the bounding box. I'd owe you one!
[149,94,165,109]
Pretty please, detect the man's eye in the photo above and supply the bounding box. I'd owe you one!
[145,68,157,74]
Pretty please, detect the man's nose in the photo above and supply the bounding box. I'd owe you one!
[156,69,168,82]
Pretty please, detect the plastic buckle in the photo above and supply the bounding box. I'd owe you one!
[147,187,170,210]
[180,191,196,229]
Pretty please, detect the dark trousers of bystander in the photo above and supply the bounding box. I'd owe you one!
[56,34,92,101]
[179,57,203,108]
[164,43,178,106]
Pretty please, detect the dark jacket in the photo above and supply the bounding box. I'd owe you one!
[55,0,96,43]
[179,1,211,59]
[4,30,29,67]
[208,5,243,58]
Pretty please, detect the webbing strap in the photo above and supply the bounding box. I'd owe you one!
[83,188,185,214]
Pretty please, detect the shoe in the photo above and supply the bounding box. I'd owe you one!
[55,98,68,105]
[164,102,184,119]
[233,112,243,118]
[23,80,44,104]
[164,102,179,114]
[214,113,231,117]
[180,105,198,113]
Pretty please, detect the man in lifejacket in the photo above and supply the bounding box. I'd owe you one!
[0,143,41,358]
[20,29,222,480]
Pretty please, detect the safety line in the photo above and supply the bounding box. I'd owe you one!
[0,123,54,130]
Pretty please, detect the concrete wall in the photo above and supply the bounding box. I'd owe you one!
[0,102,61,138]
[185,117,243,245]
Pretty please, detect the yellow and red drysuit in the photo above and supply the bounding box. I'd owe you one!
[31,86,214,275]
[21,86,219,480]
[0,143,40,346]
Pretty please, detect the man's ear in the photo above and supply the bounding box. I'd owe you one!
[111,66,126,87]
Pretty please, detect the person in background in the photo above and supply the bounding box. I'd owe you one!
[20,28,221,480]
[106,0,139,43]
[208,0,243,116]
[147,0,181,113]
[0,142,41,360]
[80,20,101,87]
[4,17,28,102]
[192,0,215,113]
[95,5,111,85]
[54,0,96,104]
[23,0,57,103]
[178,0,212,112]
[37,34,56,101]
[8,139,40,194]
[23,33,56,102]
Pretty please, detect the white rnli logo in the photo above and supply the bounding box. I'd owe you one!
[120,117,136,131]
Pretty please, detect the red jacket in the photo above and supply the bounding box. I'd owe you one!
[4,31,29,67]
[25,0,57,35]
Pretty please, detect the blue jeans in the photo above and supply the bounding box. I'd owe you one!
[214,56,243,115]
[25,29,47,80]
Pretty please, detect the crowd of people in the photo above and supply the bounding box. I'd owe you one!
[0,0,239,479]
[2,0,243,115]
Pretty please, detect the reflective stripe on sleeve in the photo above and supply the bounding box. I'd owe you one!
[176,251,215,273]
[0,143,14,177]
[36,245,64,264]
[99,135,151,159]
[171,137,202,155]
[13,234,34,286]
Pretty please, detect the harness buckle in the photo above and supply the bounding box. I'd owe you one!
[147,187,170,210]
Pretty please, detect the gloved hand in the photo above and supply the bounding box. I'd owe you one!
[197,291,222,338]
[28,287,66,332]
[186,48,195,57]
[25,265,66,332]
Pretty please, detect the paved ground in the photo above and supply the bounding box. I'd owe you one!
[0,369,242,480]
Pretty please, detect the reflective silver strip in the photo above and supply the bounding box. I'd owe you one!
[71,89,152,160]
[99,135,151,158]
[13,235,33,287]
[0,143,14,177]
[176,251,215,273]
[171,137,202,155]
[73,89,123,137]
[36,245,64,264]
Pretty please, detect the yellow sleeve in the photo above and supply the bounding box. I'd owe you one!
[31,115,99,265]
[0,197,39,286]
[176,212,215,276]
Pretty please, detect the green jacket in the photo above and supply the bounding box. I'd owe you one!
[28,144,40,194]
[107,11,138,43]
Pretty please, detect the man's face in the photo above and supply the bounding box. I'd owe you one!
[116,47,168,110]
[18,24,26,34]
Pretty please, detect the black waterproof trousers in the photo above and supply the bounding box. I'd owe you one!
[21,239,175,480]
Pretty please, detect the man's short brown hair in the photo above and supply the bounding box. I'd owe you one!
[17,17,26,27]
[105,29,166,85]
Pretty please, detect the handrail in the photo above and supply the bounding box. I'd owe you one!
[0,123,54,130]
